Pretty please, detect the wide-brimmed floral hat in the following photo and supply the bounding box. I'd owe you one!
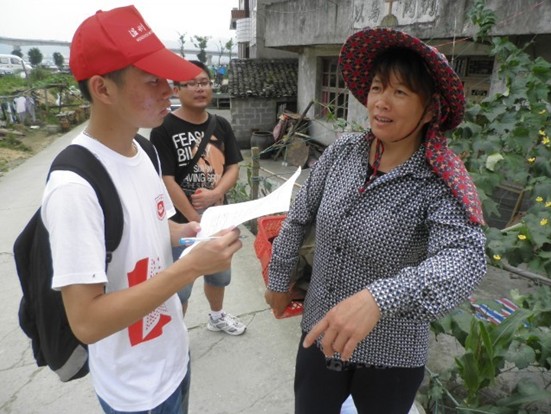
[339,27,465,131]
[339,27,484,225]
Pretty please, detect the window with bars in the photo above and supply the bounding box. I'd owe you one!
[319,57,349,119]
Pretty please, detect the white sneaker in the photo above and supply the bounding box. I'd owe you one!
[207,312,246,336]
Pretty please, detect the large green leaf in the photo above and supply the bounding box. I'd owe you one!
[505,340,535,368]
[496,378,551,408]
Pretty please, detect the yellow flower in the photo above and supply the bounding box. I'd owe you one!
[527,157,536,164]
[536,196,544,203]
[493,254,501,261]
[540,129,546,135]
[539,109,547,115]
[543,136,551,146]
[518,234,527,240]
[541,218,549,226]
[546,202,551,208]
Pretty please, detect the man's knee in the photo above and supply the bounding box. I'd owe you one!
[177,283,194,304]
[204,268,231,288]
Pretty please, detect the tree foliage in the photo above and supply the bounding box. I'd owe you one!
[450,0,551,277]
[53,52,64,69]
[177,32,186,58]
[216,40,225,66]
[225,38,235,61]
[192,35,210,64]
[424,1,551,412]
[27,47,43,66]
[11,49,23,58]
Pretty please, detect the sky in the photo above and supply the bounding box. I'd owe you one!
[1,0,239,61]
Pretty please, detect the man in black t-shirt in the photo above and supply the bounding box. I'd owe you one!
[151,61,246,336]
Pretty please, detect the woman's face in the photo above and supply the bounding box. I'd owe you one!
[367,71,433,145]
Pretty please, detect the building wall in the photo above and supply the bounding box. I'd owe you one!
[264,0,551,48]
[247,0,298,59]
[299,46,369,147]
[263,0,551,146]
[231,98,293,148]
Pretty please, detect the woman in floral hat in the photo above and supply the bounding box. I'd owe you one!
[265,27,487,414]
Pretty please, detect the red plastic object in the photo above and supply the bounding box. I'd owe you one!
[254,215,305,318]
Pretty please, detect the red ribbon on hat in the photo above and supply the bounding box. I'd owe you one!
[425,95,485,225]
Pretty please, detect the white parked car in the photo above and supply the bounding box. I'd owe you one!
[0,54,33,75]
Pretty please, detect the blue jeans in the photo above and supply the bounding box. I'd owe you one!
[98,361,191,414]
[172,245,231,304]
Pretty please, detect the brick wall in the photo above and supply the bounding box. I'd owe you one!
[231,97,295,149]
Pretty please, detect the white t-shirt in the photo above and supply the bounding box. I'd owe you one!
[14,95,26,113]
[42,134,188,412]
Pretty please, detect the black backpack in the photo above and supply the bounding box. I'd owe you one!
[13,134,159,382]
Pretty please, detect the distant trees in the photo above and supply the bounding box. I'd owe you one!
[176,34,236,64]
[53,52,64,69]
[216,40,225,66]
[214,39,235,65]
[225,39,235,61]
[28,48,43,66]
[192,35,210,64]
[11,49,23,58]
[178,32,187,58]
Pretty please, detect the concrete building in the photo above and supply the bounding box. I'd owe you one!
[231,0,298,60]
[229,1,300,148]
[228,58,298,148]
[231,0,551,146]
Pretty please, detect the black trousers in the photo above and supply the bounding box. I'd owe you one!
[294,333,425,414]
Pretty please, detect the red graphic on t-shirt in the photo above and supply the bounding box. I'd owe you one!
[156,195,166,220]
[127,258,171,346]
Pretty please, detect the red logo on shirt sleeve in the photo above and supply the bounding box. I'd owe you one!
[156,195,166,220]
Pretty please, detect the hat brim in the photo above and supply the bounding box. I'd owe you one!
[134,48,202,82]
[339,27,465,131]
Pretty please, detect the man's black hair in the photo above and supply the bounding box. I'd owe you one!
[77,68,128,103]
[173,60,211,87]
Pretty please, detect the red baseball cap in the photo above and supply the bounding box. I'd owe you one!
[69,5,201,82]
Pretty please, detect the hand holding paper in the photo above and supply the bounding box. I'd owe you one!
[179,167,301,257]
[197,167,301,237]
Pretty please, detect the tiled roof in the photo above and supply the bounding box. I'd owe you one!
[228,59,298,99]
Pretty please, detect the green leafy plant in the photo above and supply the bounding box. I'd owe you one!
[429,288,551,413]
[53,52,64,70]
[0,135,31,152]
[466,0,497,42]
[449,0,551,277]
[27,47,43,66]
[227,162,273,204]
[0,73,28,95]
[317,100,365,132]
[192,35,210,64]
[225,38,235,62]
[424,1,551,412]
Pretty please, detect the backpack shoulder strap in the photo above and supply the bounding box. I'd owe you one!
[134,133,160,174]
[49,145,123,265]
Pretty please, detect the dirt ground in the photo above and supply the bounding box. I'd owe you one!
[0,125,64,175]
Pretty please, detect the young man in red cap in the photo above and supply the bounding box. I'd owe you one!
[42,6,242,413]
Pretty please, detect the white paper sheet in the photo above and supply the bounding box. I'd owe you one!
[178,167,301,259]
[197,166,301,237]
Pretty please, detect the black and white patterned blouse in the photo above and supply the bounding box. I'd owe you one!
[268,132,486,368]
